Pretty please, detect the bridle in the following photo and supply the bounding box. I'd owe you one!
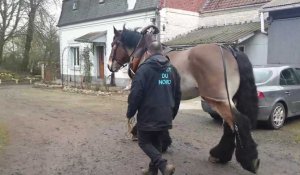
[110,25,160,76]
[111,33,146,77]
[110,40,129,69]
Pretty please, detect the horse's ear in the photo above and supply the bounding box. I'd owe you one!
[113,26,120,36]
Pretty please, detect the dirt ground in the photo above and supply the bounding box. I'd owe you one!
[0,85,299,175]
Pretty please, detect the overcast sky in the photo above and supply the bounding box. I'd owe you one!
[48,1,62,22]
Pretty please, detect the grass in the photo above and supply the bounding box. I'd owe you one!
[0,122,8,151]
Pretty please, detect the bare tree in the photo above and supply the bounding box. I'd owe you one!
[0,0,23,65]
[21,0,58,71]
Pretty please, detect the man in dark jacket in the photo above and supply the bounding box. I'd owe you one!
[127,41,181,175]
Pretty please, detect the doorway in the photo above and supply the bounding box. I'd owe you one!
[97,46,105,79]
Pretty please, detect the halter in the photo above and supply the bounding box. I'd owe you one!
[111,40,129,69]
[110,25,159,76]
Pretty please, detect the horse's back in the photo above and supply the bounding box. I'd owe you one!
[168,44,240,101]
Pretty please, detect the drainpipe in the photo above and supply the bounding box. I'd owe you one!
[156,7,161,42]
[260,12,267,34]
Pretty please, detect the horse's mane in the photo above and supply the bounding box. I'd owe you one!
[120,29,142,49]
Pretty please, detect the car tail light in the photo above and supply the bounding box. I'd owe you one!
[257,91,265,99]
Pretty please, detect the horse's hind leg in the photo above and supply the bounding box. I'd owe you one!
[204,98,259,173]
[204,99,236,164]
[209,122,235,163]
[233,108,260,174]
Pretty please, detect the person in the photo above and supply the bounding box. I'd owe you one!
[126,41,181,175]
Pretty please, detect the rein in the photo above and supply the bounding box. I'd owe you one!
[127,34,148,77]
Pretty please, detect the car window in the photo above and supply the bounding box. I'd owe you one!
[294,68,300,81]
[280,68,299,85]
[253,68,273,84]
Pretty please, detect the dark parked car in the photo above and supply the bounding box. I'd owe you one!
[202,65,300,129]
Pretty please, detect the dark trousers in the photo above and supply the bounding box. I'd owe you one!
[138,130,167,170]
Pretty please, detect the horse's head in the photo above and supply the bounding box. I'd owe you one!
[107,25,160,75]
[107,26,131,72]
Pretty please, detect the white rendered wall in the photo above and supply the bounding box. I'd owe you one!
[242,33,268,66]
[59,11,156,86]
[160,8,200,42]
[198,8,260,27]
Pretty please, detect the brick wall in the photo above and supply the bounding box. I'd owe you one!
[159,0,205,12]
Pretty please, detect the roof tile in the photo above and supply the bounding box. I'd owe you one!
[262,0,300,9]
[164,22,261,46]
[202,0,270,12]
[58,0,158,27]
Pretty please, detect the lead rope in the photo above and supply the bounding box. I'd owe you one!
[219,45,244,149]
[125,117,136,139]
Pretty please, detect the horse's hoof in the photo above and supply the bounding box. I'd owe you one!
[208,156,230,164]
[242,158,260,174]
[208,156,220,163]
[252,159,260,174]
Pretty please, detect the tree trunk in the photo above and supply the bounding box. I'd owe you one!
[21,7,37,72]
[0,41,4,66]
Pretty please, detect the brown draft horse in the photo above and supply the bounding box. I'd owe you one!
[107,25,260,173]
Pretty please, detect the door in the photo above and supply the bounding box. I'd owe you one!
[97,46,105,79]
[292,68,300,115]
[280,68,300,114]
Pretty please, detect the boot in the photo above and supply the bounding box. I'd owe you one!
[142,162,158,175]
[141,168,158,175]
[160,164,175,175]
[131,134,138,141]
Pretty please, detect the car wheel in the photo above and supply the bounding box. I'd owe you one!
[268,102,286,129]
[210,113,222,120]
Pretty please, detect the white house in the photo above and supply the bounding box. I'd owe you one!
[165,0,271,66]
[57,0,204,87]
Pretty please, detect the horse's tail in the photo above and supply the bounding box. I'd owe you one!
[233,51,258,128]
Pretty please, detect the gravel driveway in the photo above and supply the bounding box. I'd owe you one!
[0,85,299,175]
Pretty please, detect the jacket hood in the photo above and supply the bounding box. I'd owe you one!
[142,54,170,71]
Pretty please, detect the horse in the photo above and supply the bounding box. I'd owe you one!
[107,25,260,174]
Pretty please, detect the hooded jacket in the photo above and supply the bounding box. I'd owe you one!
[126,54,181,131]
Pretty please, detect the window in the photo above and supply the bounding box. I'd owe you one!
[294,68,300,81]
[71,47,80,66]
[280,68,299,85]
[73,0,78,10]
[237,46,245,52]
[253,68,273,84]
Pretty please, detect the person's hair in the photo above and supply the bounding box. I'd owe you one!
[147,41,162,54]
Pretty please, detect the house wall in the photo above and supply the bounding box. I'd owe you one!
[242,33,268,65]
[160,8,200,41]
[267,10,300,65]
[198,8,261,27]
[59,11,156,87]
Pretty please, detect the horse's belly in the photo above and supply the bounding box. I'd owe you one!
[180,74,199,100]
